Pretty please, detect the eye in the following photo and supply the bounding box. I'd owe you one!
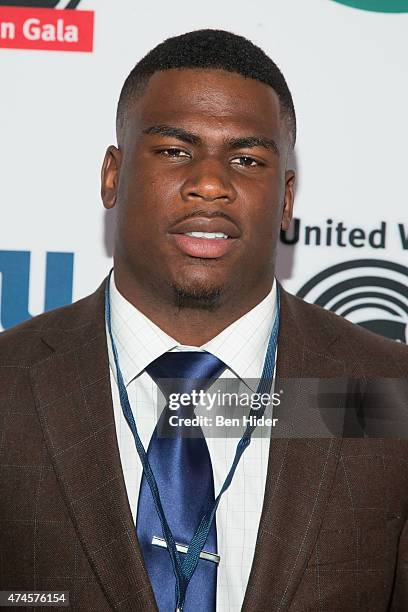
[157,147,190,159]
[231,155,264,168]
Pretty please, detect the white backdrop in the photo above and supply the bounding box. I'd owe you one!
[1,0,407,341]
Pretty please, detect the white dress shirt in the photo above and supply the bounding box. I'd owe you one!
[106,273,278,611]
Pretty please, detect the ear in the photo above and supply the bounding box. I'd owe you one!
[281,170,295,231]
[101,145,122,209]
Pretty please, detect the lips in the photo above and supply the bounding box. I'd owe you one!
[169,217,241,239]
[168,216,241,259]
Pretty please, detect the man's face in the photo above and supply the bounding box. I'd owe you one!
[102,68,295,308]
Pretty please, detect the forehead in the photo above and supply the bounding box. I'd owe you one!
[128,68,283,142]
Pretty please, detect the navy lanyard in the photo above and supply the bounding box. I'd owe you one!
[105,270,280,611]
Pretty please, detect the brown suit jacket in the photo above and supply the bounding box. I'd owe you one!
[1,278,408,611]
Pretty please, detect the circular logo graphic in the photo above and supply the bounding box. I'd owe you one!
[332,0,408,12]
[0,1,82,7]
[297,259,408,343]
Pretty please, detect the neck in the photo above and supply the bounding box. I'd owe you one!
[112,267,275,346]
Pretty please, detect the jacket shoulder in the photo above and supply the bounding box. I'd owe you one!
[282,289,408,376]
[0,279,106,366]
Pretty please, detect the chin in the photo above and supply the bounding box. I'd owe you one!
[169,278,224,311]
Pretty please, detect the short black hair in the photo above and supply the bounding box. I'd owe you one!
[116,29,296,149]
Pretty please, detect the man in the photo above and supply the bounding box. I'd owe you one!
[1,29,408,611]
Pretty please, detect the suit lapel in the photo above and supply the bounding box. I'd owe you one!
[29,280,157,611]
[242,286,345,611]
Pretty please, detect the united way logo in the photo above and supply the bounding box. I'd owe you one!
[0,0,94,52]
[297,259,408,343]
[0,250,74,331]
[331,0,408,12]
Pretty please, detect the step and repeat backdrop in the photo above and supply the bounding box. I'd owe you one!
[1,0,407,342]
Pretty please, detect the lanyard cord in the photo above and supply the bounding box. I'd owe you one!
[105,271,280,611]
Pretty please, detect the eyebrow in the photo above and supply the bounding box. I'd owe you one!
[143,124,200,145]
[142,124,280,155]
[228,136,279,155]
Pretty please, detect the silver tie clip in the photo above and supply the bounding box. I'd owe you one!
[151,535,220,564]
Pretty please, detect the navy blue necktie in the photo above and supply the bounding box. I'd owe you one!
[136,351,227,611]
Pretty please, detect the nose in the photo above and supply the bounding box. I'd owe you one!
[180,157,237,204]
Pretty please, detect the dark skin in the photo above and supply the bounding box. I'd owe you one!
[101,68,295,345]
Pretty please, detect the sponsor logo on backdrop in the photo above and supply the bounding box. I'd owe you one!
[280,218,408,250]
[0,0,94,52]
[331,0,408,12]
[0,250,74,330]
[296,259,408,343]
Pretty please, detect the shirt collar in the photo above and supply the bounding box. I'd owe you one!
[108,272,277,392]
[107,273,178,387]
[200,285,277,390]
